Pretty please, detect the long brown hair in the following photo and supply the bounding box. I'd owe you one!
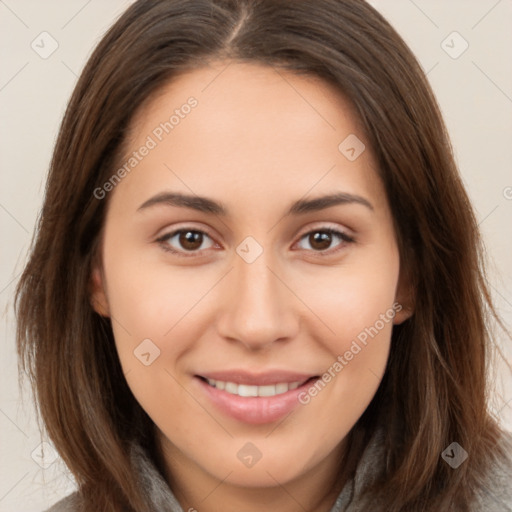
[15,0,508,510]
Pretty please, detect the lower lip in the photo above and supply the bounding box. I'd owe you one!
[195,376,318,425]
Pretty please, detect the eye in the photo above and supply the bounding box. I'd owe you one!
[156,226,355,258]
[156,228,216,256]
[295,228,355,255]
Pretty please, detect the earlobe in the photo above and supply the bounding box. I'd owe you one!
[393,303,414,325]
[393,268,415,325]
[90,266,110,317]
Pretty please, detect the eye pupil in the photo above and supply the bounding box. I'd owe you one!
[310,231,332,250]
[180,231,203,250]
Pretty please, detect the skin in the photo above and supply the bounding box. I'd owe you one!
[91,60,412,512]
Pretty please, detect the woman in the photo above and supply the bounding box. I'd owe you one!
[15,0,512,510]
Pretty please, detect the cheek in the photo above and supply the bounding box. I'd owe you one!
[291,248,399,412]
[103,261,205,430]
[103,249,212,348]
[98,244,209,428]
[297,247,400,351]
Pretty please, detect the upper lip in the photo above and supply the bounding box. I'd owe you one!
[196,370,318,386]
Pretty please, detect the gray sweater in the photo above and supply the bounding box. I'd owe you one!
[47,429,512,511]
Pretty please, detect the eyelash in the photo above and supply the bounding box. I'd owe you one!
[155,226,355,258]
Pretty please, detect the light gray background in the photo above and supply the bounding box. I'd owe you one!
[1,1,511,510]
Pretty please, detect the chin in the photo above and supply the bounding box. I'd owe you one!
[220,466,302,488]
[200,453,312,488]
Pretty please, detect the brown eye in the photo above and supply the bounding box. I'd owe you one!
[179,231,204,251]
[296,228,354,253]
[157,229,215,255]
[308,231,333,251]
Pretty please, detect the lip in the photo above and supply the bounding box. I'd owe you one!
[194,371,319,425]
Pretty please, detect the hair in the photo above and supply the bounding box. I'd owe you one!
[15,0,509,510]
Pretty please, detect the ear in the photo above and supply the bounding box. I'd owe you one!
[393,267,415,325]
[89,265,110,317]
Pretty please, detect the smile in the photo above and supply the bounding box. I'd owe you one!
[204,378,308,397]
[195,372,320,424]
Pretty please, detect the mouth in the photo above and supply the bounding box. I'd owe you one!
[194,371,321,425]
[197,375,318,398]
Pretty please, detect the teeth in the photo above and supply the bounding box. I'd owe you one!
[275,383,288,394]
[224,381,238,394]
[258,385,277,397]
[205,378,305,397]
[238,384,258,397]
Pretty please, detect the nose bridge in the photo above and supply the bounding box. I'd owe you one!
[217,242,297,349]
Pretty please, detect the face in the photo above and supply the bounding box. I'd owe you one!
[91,60,411,492]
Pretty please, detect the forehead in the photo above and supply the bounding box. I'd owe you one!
[115,60,386,214]
[132,59,364,147]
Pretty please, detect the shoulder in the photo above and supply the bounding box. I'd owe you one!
[473,429,512,511]
[43,492,82,512]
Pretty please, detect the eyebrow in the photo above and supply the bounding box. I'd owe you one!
[137,191,374,216]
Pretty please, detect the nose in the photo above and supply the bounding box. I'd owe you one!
[216,248,299,351]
